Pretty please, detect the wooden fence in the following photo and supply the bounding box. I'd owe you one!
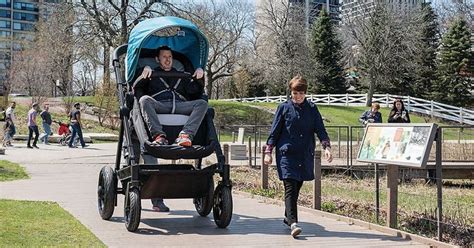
[223,94,474,125]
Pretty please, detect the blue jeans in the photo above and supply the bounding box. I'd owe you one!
[27,125,39,147]
[69,123,85,147]
[9,123,15,137]
[40,123,51,144]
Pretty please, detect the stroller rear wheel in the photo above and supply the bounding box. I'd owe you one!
[124,187,141,232]
[213,184,232,228]
[97,166,116,220]
[194,178,214,217]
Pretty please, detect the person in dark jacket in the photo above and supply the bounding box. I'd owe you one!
[388,99,410,123]
[68,102,87,148]
[134,46,207,147]
[39,104,52,144]
[359,103,382,126]
[263,76,333,238]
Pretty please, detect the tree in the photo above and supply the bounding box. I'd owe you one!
[412,3,439,99]
[256,0,313,95]
[433,18,473,107]
[309,8,346,94]
[345,4,421,105]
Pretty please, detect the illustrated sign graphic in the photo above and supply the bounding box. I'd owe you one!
[357,124,438,168]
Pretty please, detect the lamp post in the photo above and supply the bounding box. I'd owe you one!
[55,79,60,97]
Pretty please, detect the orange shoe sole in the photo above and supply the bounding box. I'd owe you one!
[178,140,192,147]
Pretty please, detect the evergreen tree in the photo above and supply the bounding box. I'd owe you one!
[309,8,346,94]
[413,3,439,99]
[433,18,473,107]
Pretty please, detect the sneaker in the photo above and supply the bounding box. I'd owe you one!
[175,133,192,147]
[27,145,33,149]
[290,223,302,238]
[33,145,39,149]
[81,144,89,148]
[152,134,168,145]
[152,200,170,212]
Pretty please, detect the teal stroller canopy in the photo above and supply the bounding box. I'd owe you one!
[126,16,209,82]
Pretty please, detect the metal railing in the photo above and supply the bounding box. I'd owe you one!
[222,94,474,125]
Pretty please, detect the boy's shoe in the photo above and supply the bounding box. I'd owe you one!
[27,145,33,149]
[290,223,302,238]
[152,134,168,145]
[175,133,192,147]
[152,200,170,212]
[33,145,39,149]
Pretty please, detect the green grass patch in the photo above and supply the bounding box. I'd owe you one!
[0,160,29,181]
[0,199,105,247]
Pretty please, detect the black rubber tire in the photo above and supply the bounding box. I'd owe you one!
[194,179,214,217]
[97,166,116,220]
[213,185,233,228]
[124,188,141,232]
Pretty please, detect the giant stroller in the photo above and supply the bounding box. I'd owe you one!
[96,16,232,232]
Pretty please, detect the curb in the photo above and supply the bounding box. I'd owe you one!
[233,190,458,248]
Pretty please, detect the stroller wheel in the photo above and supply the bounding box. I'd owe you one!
[213,185,233,228]
[124,187,141,232]
[97,166,116,220]
[194,178,214,217]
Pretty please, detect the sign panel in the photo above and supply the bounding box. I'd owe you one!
[357,123,438,168]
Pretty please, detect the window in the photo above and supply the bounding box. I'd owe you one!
[13,2,38,12]
[0,9,10,18]
[13,12,38,21]
[0,41,11,49]
[13,32,33,41]
[0,0,10,8]
[13,22,34,31]
[0,20,11,28]
[0,30,10,37]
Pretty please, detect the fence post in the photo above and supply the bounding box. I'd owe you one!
[386,93,389,108]
[337,127,341,158]
[223,144,229,164]
[387,164,399,228]
[430,100,434,118]
[436,127,443,242]
[232,131,235,143]
[248,136,252,168]
[460,107,464,125]
[346,93,349,106]
[313,149,322,210]
[407,95,411,111]
[261,145,268,189]
[327,94,330,105]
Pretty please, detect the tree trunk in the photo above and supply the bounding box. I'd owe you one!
[103,44,110,87]
[366,76,375,107]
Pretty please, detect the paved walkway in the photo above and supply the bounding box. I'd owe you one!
[0,143,431,247]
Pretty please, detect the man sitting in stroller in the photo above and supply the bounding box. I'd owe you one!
[134,46,207,147]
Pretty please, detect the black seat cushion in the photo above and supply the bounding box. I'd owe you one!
[144,140,217,160]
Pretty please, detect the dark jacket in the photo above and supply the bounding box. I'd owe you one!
[359,110,382,125]
[133,67,203,101]
[267,99,331,181]
[388,110,410,123]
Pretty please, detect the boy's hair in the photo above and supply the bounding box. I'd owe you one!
[157,46,172,55]
[371,102,380,110]
[32,102,38,108]
[288,75,308,93]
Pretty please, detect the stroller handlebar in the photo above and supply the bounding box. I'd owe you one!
[150,70,193,79]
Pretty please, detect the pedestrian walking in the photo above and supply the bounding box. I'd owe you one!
[27,103,40,149]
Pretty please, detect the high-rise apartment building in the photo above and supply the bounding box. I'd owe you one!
[0,0,62,95]
[341,0,422,22]
[291,0,341,24]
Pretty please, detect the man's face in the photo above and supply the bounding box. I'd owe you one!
[11,103,15,109]
[157,50,173,71]
[44,105,49,111]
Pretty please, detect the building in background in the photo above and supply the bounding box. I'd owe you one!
[341,0,423,22]
[0,0,62,96]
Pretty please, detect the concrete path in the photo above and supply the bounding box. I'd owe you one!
[0,142,430,247]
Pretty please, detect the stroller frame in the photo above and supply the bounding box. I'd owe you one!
[96,41,232,232]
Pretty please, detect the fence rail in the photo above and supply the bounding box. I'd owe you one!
[222,94,474,125]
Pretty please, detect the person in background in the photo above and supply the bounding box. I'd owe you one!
[27,103,40,149]
[263,76,333,238]
[68,102,87,148]
[359,102,382,126]
[4,101,16,146]
[39,104,52,144]
[388,99,410,123]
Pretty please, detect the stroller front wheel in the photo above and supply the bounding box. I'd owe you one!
[124,187,141,232]
[213,184,233,228]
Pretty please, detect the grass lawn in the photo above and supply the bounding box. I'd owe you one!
[0,199,105,247]
[0,160,29,182]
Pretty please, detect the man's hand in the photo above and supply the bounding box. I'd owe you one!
[141,66,152,79]
[264,153,272,165]
[193,68,204,79]
[324,148,333,163]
